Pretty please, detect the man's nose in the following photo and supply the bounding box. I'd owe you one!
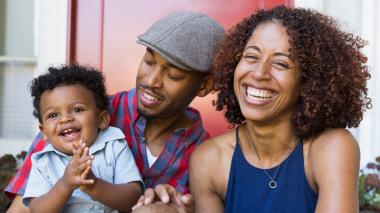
[145,67,164,88]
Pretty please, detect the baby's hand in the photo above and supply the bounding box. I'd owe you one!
[62,140,94,191]
[79,164,97,193]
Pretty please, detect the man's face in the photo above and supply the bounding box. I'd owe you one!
[136,49,206,119]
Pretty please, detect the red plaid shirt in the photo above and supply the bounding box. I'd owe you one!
[5,89,209,198]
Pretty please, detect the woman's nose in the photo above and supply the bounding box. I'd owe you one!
[250,60,271,80]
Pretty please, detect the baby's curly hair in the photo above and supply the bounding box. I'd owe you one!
[214,5,371,140]
[31,64,108,123]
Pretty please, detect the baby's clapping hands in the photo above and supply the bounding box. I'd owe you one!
[61,140,95,193]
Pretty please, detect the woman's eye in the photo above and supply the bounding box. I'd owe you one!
[73,108,83,113]
[272,61,290,70]
[47,113,58,119]
[243,54,259,62]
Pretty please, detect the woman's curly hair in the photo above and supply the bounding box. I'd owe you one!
[31,64,108,123]
[214,5,371,140]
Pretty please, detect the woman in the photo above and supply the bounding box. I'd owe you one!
[190,6,371,213]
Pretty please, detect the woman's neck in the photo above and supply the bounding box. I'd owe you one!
[244,119,297,167]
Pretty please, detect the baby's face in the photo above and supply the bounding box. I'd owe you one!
[39,84,108,155]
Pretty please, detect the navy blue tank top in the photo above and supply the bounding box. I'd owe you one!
[224,128,317,213]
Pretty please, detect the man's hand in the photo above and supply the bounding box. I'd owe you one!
[62,141,95,191]
[131,184,194,213]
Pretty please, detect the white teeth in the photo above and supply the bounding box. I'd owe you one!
[143,92,158,101]
[63,129,74,134]
[247,87,274,98]
[62,128,77,134]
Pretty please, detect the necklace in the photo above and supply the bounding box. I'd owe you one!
[245,126,295,189]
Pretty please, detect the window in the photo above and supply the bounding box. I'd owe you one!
[0,0,37,155]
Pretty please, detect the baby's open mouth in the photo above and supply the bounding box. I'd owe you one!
[59,128,80,140]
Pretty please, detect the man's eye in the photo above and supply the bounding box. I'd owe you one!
[166,68,186,80]
[47,113,58,119]
[167,74,185,81]
[167,72,185,80]
[168,75,185,80]
[73,108,83,113]
[144,60,154,66]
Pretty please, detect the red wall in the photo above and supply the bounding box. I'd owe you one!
[67,0,294,137]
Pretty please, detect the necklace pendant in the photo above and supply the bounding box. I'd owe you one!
[269,180,277,189]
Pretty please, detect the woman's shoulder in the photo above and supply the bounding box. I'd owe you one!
[198,129,236,152]
[304,130,360,211]
[307,128,359,155]
[190,128,237,197]
[192,129,237,164]
[305,128,360,186]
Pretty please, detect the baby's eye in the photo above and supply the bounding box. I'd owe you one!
[73,108,83,113]
[47,112,58,119]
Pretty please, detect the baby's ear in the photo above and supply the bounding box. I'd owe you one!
[98,110,110,130]
[39,124,48,140]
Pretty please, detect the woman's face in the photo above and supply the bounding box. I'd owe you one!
[234,21,300,125]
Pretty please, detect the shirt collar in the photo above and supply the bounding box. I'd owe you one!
[181,107,206,147]
[88,126,125,154]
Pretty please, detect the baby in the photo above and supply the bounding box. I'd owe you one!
[23,65,143,212]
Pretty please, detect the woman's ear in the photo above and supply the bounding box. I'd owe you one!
[196,74,214,97]
[98,110,110,130]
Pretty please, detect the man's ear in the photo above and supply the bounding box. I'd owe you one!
[98,110,110,130]
[39,124,48,140]
[196,74,214,97]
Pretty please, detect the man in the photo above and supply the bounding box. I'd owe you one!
[5,11,224,212]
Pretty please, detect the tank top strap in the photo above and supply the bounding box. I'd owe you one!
[235,126,240,145]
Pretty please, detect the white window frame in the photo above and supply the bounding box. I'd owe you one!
[0,0,68,156]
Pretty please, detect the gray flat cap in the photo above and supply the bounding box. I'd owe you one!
[137,11,225,73]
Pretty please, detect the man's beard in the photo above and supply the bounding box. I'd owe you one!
[137,106,179,120]
[137,107,154,119]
